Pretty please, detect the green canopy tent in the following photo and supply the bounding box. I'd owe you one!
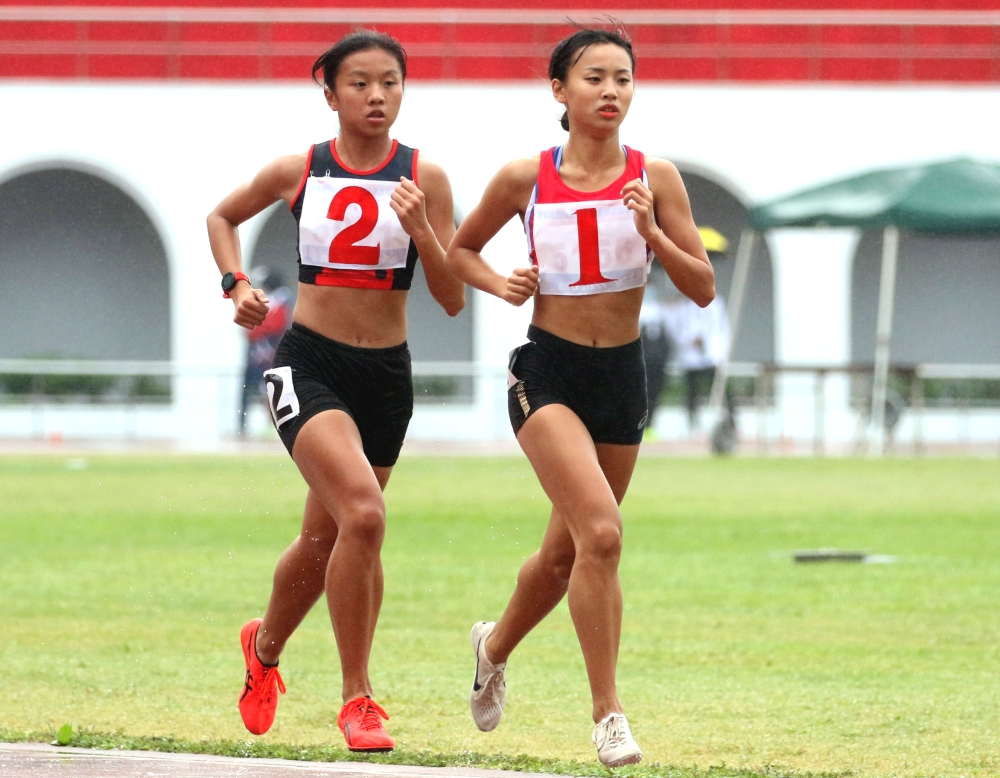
[711,158,1000,454]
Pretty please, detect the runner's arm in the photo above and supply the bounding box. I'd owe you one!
[207,154,306,329]
[446,159,540,307]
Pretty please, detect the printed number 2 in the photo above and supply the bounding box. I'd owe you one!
[264,367,299,429]
[265,372,293,426]
[568,208,612,287]
[328,186,380,265]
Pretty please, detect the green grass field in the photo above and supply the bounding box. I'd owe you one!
[2,454,998,777]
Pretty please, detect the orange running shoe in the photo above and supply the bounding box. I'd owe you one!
[337,697,394,752]
[238,618,286,735]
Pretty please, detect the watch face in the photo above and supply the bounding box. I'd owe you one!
[221,271,236,290]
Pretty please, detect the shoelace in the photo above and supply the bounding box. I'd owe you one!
[257,665,287,702]
[596,715,629,747]
[349,697,390,730]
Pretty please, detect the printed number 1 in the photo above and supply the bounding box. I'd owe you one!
[568,208,612,287]
[328,186,380,265]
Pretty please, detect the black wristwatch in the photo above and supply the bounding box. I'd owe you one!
[221,271,250,299]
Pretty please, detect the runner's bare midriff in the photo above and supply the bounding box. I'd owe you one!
[531,286,643,348]
[294,284,409,348]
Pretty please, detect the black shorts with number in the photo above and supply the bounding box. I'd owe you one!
[507,324,648,445]
[265,323,413,467]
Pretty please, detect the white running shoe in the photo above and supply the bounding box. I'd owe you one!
[469,621,506,731]
[593,712,643,768]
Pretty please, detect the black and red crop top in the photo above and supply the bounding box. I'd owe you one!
[290,138,419,290]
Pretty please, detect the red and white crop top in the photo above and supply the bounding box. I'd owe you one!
[290,138,419,290]
[524,145,652,296]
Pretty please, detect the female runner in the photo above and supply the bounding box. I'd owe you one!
[445,28,714,767]
[207,30,464,752]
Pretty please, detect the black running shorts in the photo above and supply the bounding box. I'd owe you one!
[506,324,648,445]
[265,323,413,467]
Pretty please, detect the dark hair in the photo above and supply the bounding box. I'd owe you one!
[549,26,635,131]
[312,30,407,91]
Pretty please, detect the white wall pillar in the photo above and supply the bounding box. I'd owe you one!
[769,228,859,442]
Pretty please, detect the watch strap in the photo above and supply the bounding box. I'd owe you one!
[222,271,250,299]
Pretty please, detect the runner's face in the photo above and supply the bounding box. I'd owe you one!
[325,48,403,139]
[554,42,634,133]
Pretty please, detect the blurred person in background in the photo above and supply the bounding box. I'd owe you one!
[664,227,734,435]
[638,284,672,438]
[238,267,292,436]
[207,30,464,752]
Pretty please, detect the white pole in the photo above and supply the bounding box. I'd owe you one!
[709,229,755,415]
[870,225,899,456]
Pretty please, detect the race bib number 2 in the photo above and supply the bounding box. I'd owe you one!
[298,177,410,270]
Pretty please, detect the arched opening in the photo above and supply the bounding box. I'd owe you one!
[851,232,1000,365]
[0,167,171,361]
[247,204,299,309]
[674,166,775,363]
[249,204,475,401]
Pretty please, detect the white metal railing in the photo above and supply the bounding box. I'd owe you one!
[0,359,505,441]
[0,358,503,378]
[911,363,1000,456]
[684,361,1000,456]
[0,359,217,377]
[2,359,998,453]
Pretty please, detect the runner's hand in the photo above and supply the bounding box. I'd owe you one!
[390,177,431,239]
[232,286,270,330]
[622,178,658,241]
[501,266,538,306]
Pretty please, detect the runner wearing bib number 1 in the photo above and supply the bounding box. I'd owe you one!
[207,31,464,752]
[446,27,714,768]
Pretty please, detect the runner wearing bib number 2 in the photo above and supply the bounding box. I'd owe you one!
[207,31,464,752]
[446,27,714,768]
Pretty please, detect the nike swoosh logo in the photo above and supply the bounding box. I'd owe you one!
[472,634,484,692]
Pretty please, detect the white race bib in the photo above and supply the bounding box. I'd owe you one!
[263,366,300,429]
[531,198,649,295]
[298,177,410,271]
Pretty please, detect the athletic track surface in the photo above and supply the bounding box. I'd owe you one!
[0,743,551,778]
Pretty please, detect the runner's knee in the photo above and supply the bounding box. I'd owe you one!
[339,498,386,547]
[576,518,623,564]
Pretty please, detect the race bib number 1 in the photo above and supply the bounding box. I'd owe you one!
[531,199,648,295]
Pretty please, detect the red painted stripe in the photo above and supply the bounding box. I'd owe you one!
[2,6,1000,82]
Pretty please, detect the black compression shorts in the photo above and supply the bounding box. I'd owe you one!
[265,323,413,466]
[506,324,648,446]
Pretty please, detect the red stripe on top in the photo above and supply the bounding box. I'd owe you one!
[411,148,419,188]
[288,143,315,212]
[313,267,394,290]
[331,138,399,176]
[535,146,645,204]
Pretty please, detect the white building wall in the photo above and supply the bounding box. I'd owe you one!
[2,82,998,444]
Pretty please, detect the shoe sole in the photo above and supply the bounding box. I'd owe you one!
[347,746,394,753]
[603,753,643,769]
